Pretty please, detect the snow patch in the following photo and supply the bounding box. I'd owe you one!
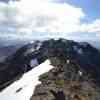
[77,48,83,54]
[73,46,83,54]
[0,59,54,100]
[30,58,39,68]
[78,70,83,76]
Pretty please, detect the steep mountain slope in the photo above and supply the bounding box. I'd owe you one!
[0,45,21,62]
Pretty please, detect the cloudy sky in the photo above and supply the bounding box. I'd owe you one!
[0,0,100,41]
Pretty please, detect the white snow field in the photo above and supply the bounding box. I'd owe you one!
[0,59,54,100]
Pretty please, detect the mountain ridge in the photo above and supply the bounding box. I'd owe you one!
[0,38,100,100]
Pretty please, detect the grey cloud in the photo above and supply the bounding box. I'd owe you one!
[0,0,20,3]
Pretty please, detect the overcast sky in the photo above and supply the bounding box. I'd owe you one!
[0,0,100,41]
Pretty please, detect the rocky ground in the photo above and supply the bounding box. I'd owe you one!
[31,57,100,100]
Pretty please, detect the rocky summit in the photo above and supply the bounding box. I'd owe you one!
[0,39,100,100]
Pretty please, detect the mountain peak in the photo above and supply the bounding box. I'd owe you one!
[0,39,100,100]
